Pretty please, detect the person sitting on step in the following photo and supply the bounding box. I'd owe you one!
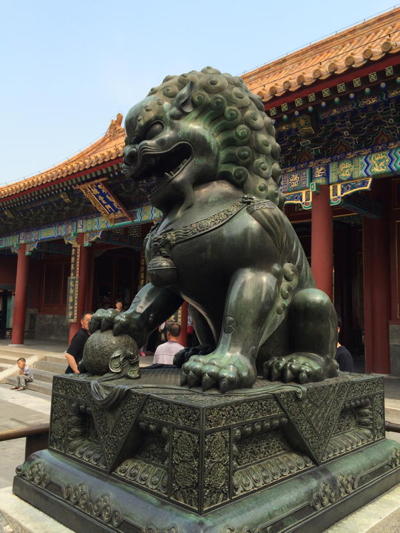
[11,357,33,391]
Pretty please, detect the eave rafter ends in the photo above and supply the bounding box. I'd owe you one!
[0,114,125,200]
[242,7,400,102]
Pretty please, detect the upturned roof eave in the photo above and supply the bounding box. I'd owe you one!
[0,114,126,202]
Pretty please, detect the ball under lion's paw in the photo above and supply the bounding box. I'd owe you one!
[80,329,139,377]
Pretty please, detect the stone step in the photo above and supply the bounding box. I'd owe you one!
[31,368,55,384]
[6,376,52,396]
[40,353,66,362]
[0,486,73,532]
[28,381,53,396]
[0,355,21,366]
[0,350,64,367]
[385,406,400,424]
[0,347,40,360]
[34,360,66,374]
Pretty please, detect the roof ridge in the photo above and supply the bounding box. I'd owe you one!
[242,7,400,99]
[244,6,400,77]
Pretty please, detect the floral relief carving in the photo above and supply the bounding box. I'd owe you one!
[62,483,123,528]
[171,429,199,508]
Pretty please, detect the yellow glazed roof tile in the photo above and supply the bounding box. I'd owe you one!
[242,7,400,100]
[0,114,125,199]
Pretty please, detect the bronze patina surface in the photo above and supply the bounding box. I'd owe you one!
[13,371,400,532]
[89,67,338,393]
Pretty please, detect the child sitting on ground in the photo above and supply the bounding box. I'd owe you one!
[11,357,33,391]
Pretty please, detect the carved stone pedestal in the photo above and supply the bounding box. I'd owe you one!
[13,370,400,532]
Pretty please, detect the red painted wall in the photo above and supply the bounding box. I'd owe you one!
[0,255,17,287]
[27,258,42,309]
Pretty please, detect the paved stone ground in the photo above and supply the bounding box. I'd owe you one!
[383,376,400,445]
[0,384,50,489]
[384,376,400,401]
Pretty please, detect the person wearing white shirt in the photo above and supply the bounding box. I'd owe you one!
[153,322,184,366]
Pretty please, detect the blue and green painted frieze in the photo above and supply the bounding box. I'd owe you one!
[282,143,400,208]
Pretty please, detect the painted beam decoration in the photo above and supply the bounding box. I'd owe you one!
[0,143,398,250]
[66,245,80,322]
[77,178,131,223]
[0,205,162,251]
[282,144,400,209]
[330,179,372,206]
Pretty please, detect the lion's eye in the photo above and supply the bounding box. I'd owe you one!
[145,122,163,140]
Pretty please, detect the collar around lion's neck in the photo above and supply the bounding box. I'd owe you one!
[149,195,262,258]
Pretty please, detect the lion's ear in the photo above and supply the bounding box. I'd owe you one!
[174,81,194,114]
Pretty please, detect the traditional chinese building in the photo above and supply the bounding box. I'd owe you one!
[0,8,399,375]
[0,114,161,344]
[243,7,400,375]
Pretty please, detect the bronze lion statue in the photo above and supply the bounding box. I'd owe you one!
[90,67,338,392]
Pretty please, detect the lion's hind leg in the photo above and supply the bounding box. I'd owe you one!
[263,288,339,383]
[181,268,280,392]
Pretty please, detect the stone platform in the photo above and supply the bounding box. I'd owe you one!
[0,486,73,532]
[4,483,400,533]
[13,370,400,532]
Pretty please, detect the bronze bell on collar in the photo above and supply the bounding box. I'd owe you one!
[147,255,178,287]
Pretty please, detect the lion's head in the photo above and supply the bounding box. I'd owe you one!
[123,67,283,211]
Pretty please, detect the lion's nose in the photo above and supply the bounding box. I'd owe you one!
[124,145,138,167]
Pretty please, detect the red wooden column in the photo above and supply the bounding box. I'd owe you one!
[68,236,91,342]
[83,246,94,312]
[363,215,391,373]
[177,302,188,347]
[11,244,29,345]
[311,185,333,299]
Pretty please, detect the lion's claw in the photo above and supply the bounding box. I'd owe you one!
[263,353,324,383]
[220,379,231,393]
[186,371,199,387]
[282,365,294,383]
[89,308,118,334]
[201,373,216,391]
[270,359,285,381]
[181,353,256,392]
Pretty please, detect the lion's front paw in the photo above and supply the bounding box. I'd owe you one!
[263,352,326,383]
[89,309,145,348]
[89,308,118,334]
[181,353,256,392]
[112,311,146,347]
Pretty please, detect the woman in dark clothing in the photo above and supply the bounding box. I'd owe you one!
[65,312,92,374]
[336,318,354,372]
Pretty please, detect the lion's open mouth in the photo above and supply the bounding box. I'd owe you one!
[139,142,192,191]
[157,143,192,179]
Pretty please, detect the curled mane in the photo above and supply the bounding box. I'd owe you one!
[147,67,283,207]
